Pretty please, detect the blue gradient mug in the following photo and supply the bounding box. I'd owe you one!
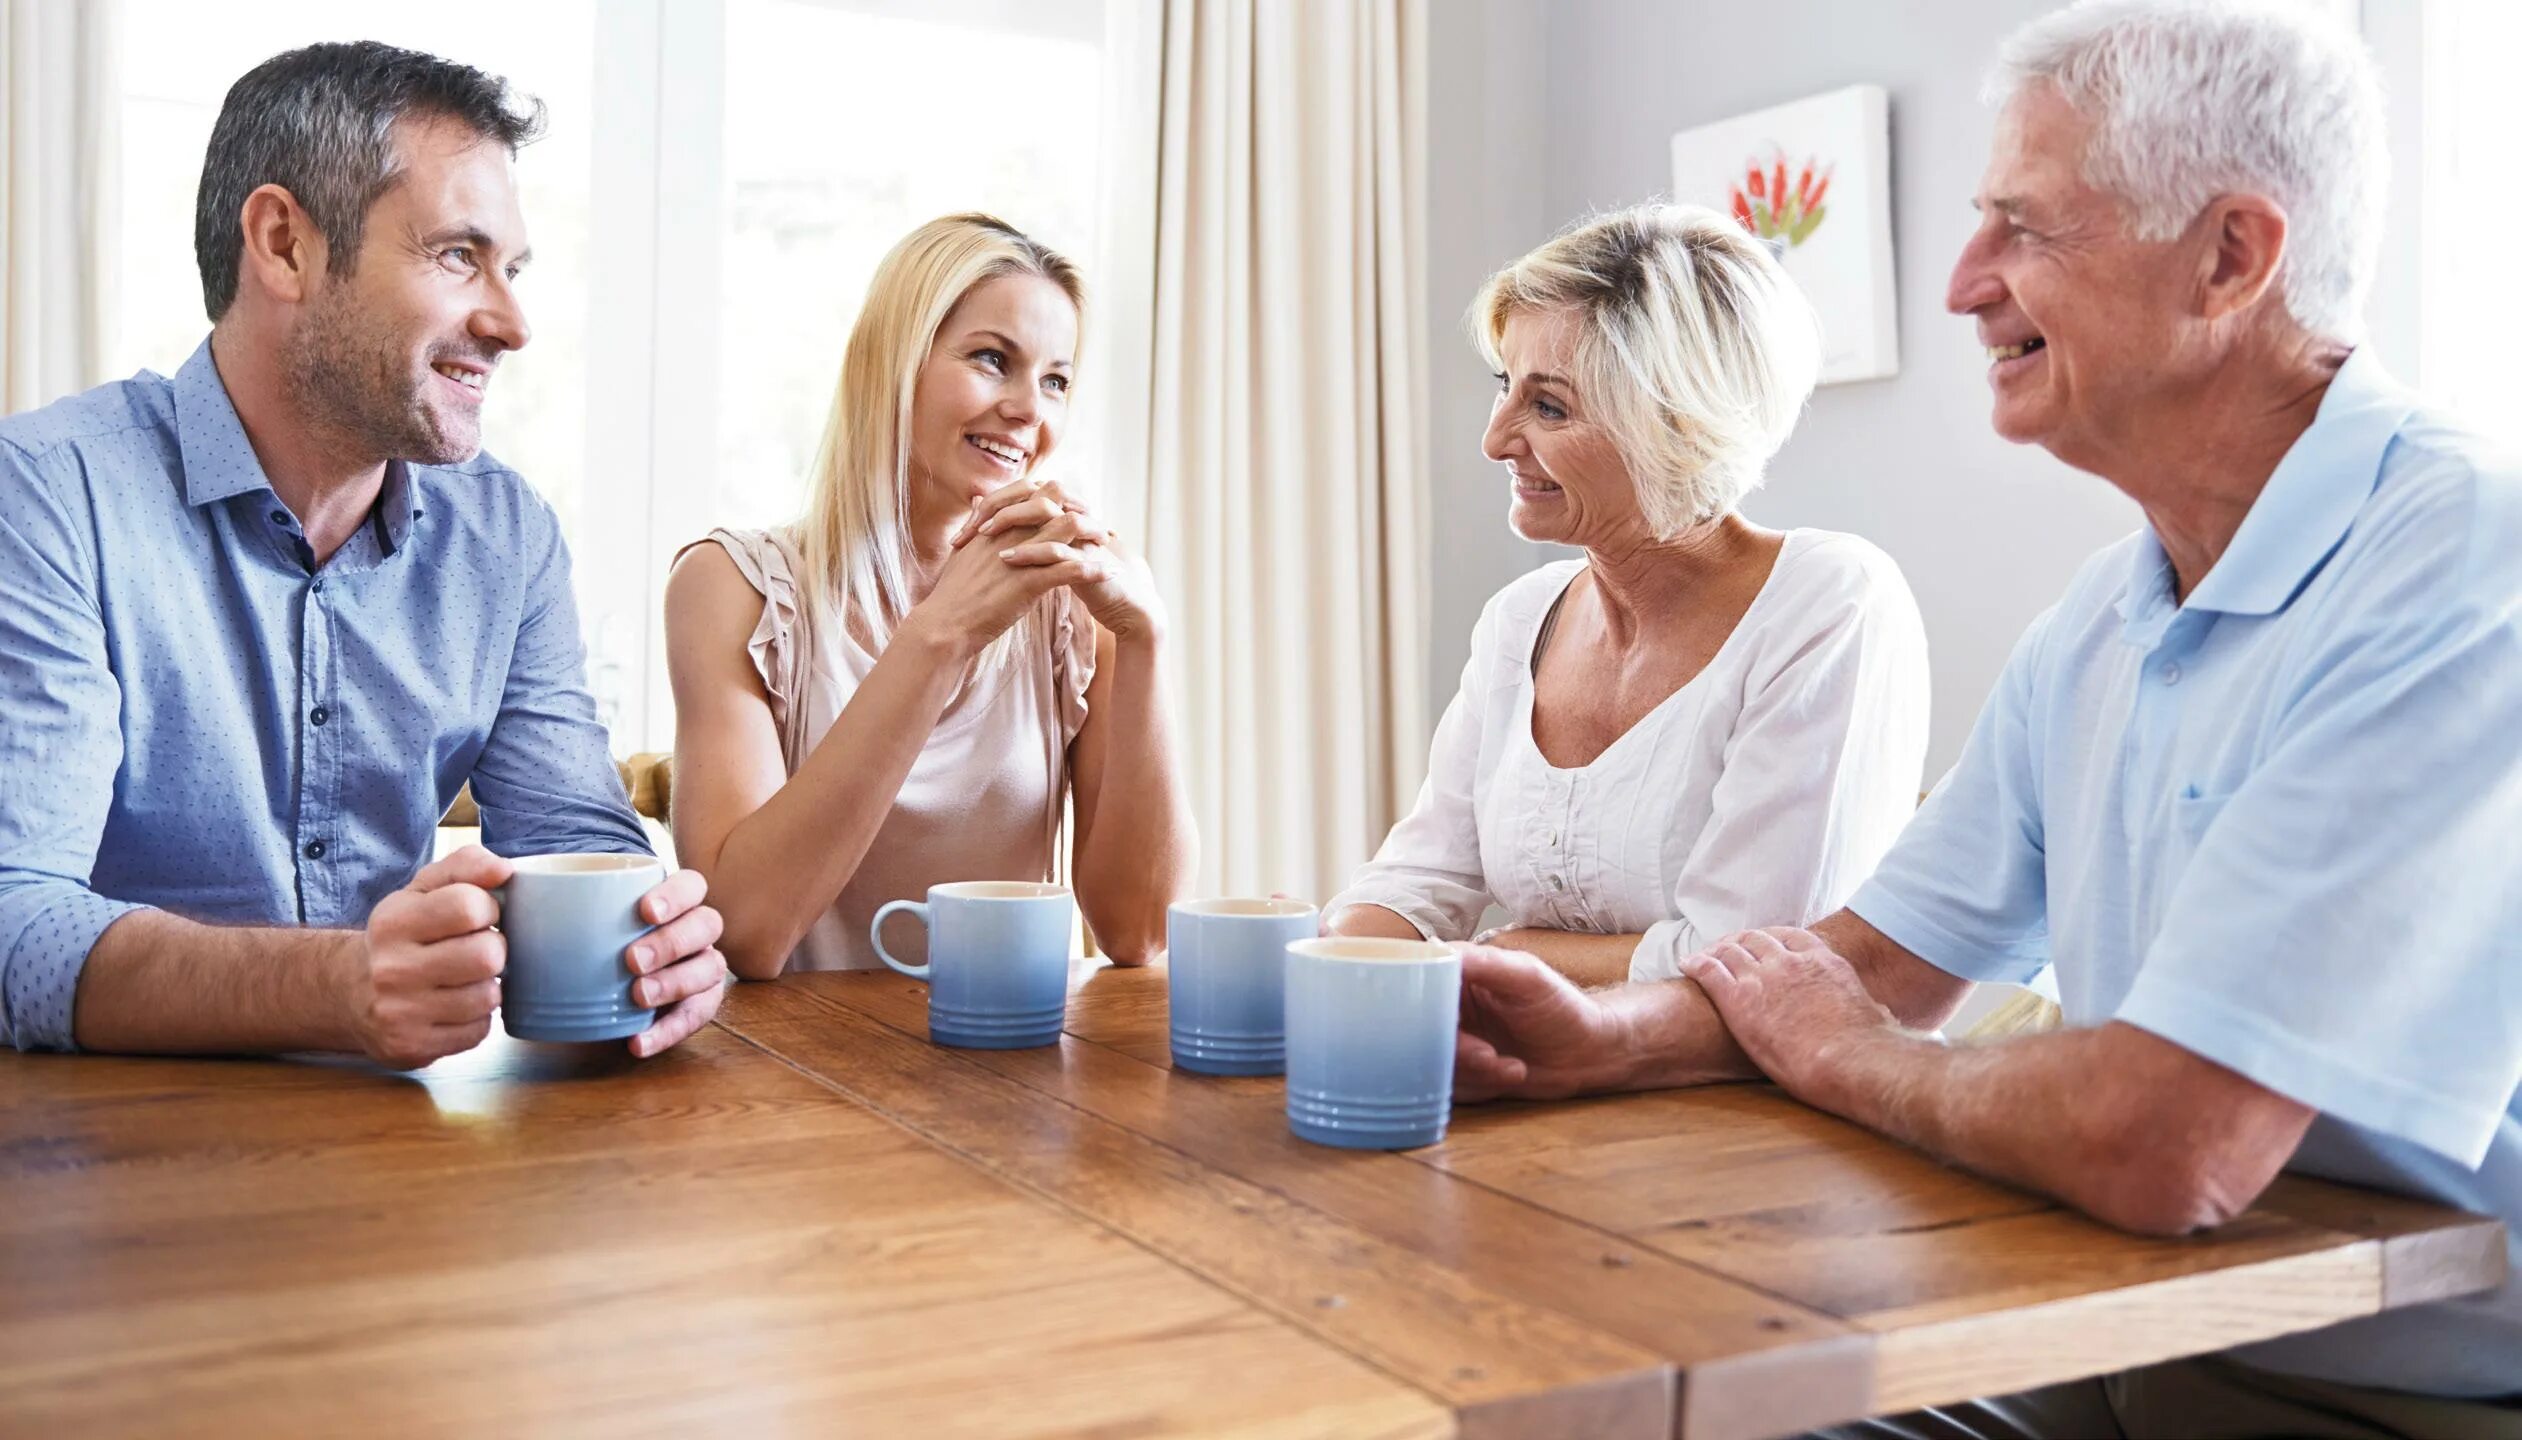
[1167,898,1317,1075]
[872,881,1073,1049]
[495,853,665,1044]
[1284,937,1461,1150]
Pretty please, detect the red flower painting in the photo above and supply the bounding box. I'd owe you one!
[1728,150,1832,247]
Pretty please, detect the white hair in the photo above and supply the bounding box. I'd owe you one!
[1989,0,2386,342]
[1471,203,1821,536]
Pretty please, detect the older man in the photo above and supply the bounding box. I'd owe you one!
[1452,2,2521,1432]
[0,43,726,1063]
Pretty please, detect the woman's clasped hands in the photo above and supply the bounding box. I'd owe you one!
[939,476,1165,644]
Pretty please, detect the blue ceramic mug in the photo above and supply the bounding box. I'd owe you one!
[1166,898,1317,1075]
[1284,937,1461,1150]
[495,853,665,1044]
[872,881,1074,1049]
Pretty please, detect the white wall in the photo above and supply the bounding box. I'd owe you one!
[1422,0,1556,721]
[1425,0,2144,774]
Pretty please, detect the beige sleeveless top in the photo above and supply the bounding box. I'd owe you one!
[690,527,1095,972]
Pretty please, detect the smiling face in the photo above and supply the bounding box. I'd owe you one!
[1481,306,1646,549]
[905,273,1079,517]
[1946,83,2201,469]
[282,111,532,465]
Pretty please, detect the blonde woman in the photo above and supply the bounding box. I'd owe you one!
[666,214,1194,977]
[1325,203,1929,987]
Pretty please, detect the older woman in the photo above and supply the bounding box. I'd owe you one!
[1324,203,1928,986]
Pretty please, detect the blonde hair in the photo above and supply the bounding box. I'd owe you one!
[795,213,1086,669]
[1472,203,1820,536]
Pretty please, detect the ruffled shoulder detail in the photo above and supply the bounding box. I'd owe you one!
[678,526,812,766]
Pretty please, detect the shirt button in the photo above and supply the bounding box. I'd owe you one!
[2162,663,2183,685]
[303,840,327,860]
[1548,874,1566,892]
[269,509,291,527]
[310,705,330,727]
[310,579,325,594]
[1543,829,1558,846]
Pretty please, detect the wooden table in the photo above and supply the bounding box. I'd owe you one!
[1,961,2502,1438]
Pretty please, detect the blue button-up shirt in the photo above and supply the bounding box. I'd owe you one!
[1850,349,2522,1394]
[0,339,649,1052]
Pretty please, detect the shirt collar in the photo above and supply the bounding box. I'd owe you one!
[172,337,277,508]
[2115,529,2180,633]
[2177,347,2419,618]
[171,335,424,558]
[372,460,418,558]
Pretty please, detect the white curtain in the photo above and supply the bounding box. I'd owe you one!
[2,0,119,415]
[1094,0,1431,904]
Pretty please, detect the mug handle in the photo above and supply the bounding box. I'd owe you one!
[871,900,933,980]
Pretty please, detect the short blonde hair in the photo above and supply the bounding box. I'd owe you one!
[796,213,1085,670]
[1472,203,1820,535]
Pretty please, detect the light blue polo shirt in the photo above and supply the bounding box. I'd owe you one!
[1849,349,2522,1396]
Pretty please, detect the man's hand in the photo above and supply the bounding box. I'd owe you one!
[350,845,517,1068]
[1679,926,1912,1103]
[622,868,726,1058]
[1454,945,1640,1101]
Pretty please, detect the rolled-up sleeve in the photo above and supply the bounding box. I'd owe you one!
[1326,595,1506,940]
[0,442,148,1051]
[470,498,651,859]
[1630,555,1931,980]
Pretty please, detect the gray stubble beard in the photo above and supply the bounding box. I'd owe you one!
[282,283,480,467]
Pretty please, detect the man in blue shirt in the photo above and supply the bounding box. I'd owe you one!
[0,43,725,1065]
[1449,2,2520,1430]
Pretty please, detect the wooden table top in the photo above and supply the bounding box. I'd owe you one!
[2,960,2502,1439]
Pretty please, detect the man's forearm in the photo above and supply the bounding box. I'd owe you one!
[1800,1023,2295,1236]
[73,910,360,1055]
[1601,978,1763,1090]
[1804,1024,2049,1183]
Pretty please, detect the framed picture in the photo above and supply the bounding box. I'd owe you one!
[1671,84,1899,384]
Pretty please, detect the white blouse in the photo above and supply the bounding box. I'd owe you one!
[1328,530,1930,981]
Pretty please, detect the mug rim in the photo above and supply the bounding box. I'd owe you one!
[507,853,664,877]
[930,880,1072,901]
[1169,897,1316,919]
[1287,937,1454,965]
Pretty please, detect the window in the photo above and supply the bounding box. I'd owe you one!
[114,0,596,541]
[2410,0,2521,444]
[113,0,1107,751]
[717,0,1103,532]
[2363,0,2522,445]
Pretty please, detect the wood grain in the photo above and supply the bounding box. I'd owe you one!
[1418,1019,2496,1420]
[1862,1238,2377,1413]
[2256,1174,2512,1308]
[994,959,2505,1431]
[5,954,2499,1440]
[777,966,1879,1440]
[0,1027,1448,1439]
[721,979,1672,1439]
